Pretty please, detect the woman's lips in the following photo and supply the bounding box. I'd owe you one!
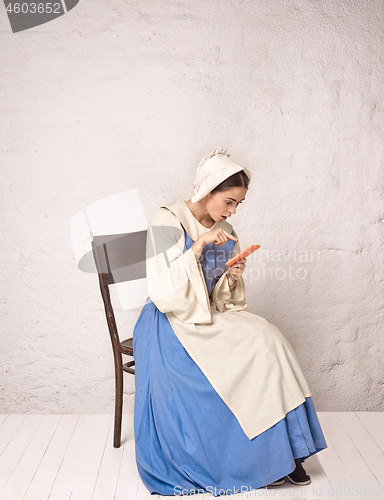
[221,216,227,220]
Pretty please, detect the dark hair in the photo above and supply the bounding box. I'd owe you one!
[211,170,250,194]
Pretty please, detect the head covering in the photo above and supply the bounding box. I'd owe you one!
[191,147,251,204]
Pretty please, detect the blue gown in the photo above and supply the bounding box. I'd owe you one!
[133,227,327,496]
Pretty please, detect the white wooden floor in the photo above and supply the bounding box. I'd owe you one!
[0,413,383,500]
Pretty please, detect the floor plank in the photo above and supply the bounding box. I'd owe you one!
[0,415,61,500]
[0,415,45,495]
[23,415,79,500]
[317,412,363,500]
[48,414,96,500]
[318,412,384,499]
[356,412,384,453]
[338,413,384,492]
[68,414,112,500]
[92,415,128,500]
[114,413,158,500]
[0,415,26,456]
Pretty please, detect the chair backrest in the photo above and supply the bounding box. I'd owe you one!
[92,230,147,359]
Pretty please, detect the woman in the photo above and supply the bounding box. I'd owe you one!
[133,147,327,496]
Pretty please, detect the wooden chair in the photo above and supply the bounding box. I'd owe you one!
[91,230,147,448]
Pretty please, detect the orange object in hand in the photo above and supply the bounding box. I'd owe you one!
[225,245,260,267]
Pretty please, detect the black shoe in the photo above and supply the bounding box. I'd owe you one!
[286,458,311,486]
[268,477,285,486]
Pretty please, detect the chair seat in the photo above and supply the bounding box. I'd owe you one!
[121,337,133,355]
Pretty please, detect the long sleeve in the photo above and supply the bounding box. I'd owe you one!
[146,208,212,324]
[210,228,250,313]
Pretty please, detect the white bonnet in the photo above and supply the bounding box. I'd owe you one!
[191,147,251,204]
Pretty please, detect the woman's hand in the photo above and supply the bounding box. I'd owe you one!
[191,229,237,261]
[228,258,246,280]
[200,228,238,247]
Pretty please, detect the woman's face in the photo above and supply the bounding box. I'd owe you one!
[205,186,248,222]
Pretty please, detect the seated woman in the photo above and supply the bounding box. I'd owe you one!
[132,147,327,496]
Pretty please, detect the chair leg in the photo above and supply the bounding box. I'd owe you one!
[113,346,124,448]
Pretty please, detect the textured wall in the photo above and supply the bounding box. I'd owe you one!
[1,0,383,415]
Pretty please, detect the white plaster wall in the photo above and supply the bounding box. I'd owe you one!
[1,0,383,415]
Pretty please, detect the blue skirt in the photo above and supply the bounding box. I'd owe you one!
[133,299,327,496]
